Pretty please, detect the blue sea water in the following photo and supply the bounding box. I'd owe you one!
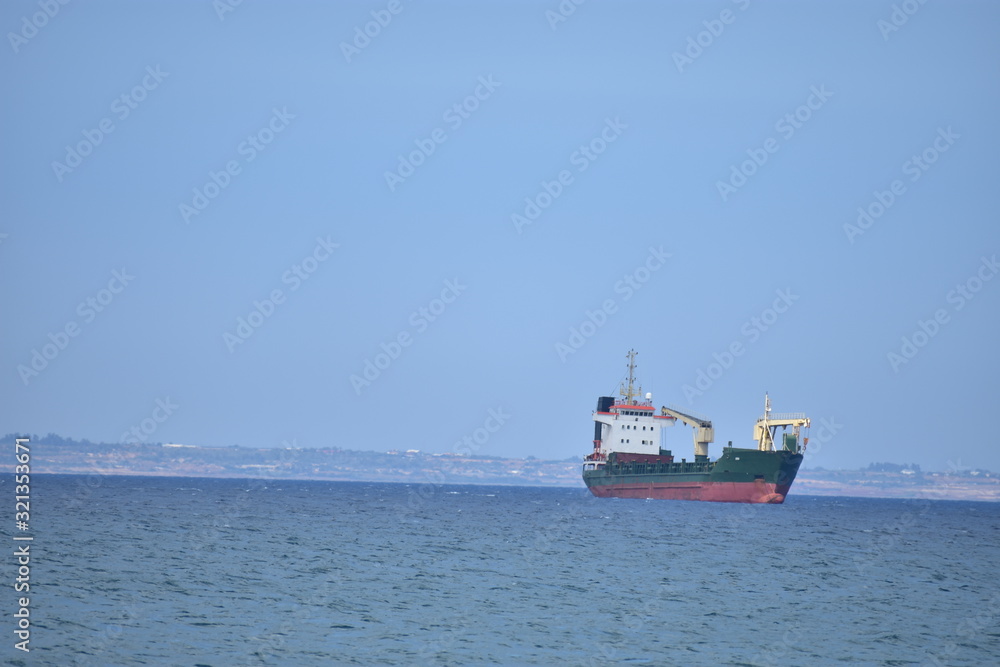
[3,474,1000,666]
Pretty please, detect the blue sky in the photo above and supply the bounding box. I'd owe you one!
[2,0,998,472]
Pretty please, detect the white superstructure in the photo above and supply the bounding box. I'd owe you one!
[593,399,675,457]
[587,350,676,461]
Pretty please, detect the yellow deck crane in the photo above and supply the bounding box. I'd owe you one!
[659,404,715,461]
[753,393,810,453]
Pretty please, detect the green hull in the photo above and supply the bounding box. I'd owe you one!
[583,447,803,503]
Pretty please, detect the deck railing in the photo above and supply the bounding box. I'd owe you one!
[757,412,807,421]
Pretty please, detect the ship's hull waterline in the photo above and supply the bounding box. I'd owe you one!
[585,478,791,503]
[583,449,804,504]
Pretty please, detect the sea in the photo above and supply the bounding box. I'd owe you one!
[4,474,1000,666]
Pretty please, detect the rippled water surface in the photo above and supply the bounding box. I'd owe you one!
[6,474,1000,666]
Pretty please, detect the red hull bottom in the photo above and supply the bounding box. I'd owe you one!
[586,480,790,504]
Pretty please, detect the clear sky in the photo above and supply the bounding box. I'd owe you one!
[2,0,998,472]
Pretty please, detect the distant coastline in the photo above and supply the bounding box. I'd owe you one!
[5,434,999,502]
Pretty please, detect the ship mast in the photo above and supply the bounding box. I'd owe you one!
[619,349,642,404]
[760,392,772,449]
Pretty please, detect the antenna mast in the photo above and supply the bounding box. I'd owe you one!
[620,348,641,404]
[761,392,772,450]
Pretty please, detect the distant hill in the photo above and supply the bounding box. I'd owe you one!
[4,433,998,501]
[3,433,582,488]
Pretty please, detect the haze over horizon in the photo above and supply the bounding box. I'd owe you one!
[3,1,998,473]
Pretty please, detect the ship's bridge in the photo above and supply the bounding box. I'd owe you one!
[590,396,676,459]
[586,349,676,463]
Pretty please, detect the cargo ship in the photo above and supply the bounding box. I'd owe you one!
[582,350,810,504]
